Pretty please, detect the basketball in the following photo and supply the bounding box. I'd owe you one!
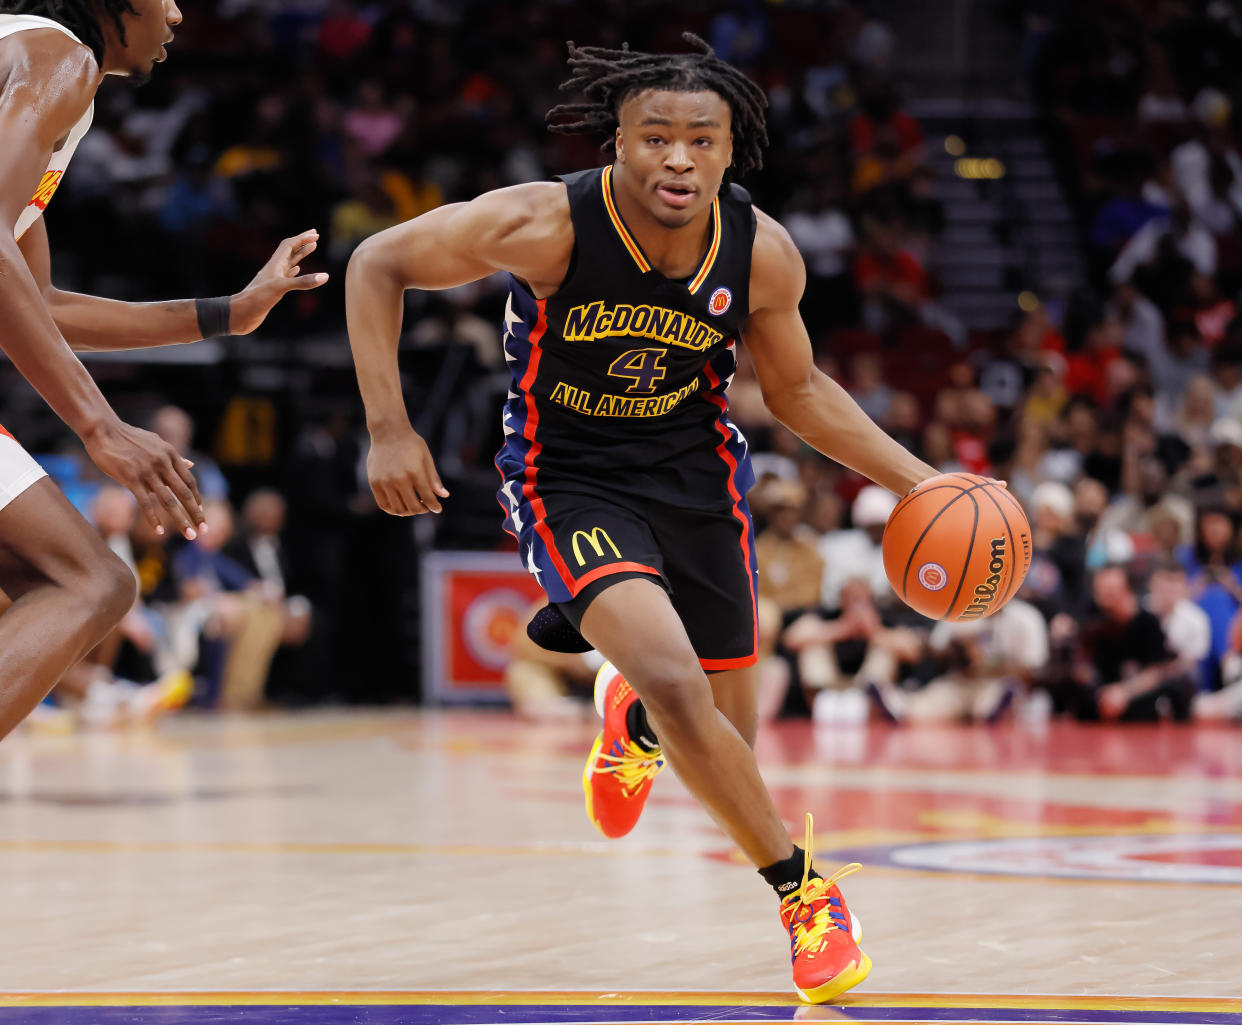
[881,473,1032,621]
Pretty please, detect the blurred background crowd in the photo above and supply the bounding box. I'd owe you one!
[5,0,1242,729]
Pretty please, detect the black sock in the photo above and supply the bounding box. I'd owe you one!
[626,700,659,753]
[759,846,820,900]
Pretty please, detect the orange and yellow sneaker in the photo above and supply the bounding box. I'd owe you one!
[582,661,665,838]
[781,813,871,1003]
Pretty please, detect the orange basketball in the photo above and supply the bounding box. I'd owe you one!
[881,473,1032,621]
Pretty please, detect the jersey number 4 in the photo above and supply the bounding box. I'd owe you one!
[608,348,668,394]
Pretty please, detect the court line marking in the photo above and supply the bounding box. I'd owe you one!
[471,1013,1242,1023]
[0,840,694,859]
[2,993,1240,1011]
[20,713,1234,793]
[462,1013,1237,1023]
[3,839,1239,888]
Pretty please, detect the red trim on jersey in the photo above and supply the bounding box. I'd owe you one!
[701,364,759,663]
[0,425,13,442]
[519,300,577,594]
[700,653,759,671]
[572,561,662,595]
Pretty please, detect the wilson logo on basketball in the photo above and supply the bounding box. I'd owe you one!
[959,537,1007,620]
[708,286,732,316]
[917,562,948,591]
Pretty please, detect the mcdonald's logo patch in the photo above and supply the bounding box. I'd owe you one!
[28,170,64,212]
[918,562,948,592]
[708,286,732,316]
[571,527,621,566]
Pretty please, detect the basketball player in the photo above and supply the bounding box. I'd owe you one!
[346,37,937,1002]
[0,0,327,739]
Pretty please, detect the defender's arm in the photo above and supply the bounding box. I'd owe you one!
[0,36,113,435]
[0,33,204,537]
[18,218,327,351]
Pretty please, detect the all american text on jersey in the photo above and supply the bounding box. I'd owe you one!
[549,377,702,418]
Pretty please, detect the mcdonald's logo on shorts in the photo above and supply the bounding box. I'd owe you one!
[571,527,621,566]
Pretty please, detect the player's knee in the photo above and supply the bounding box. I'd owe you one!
[82,553,137,630]
[628,659,713,725]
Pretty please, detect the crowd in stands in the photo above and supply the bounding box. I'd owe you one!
[28,405,314,731]
[5,1,1242,725]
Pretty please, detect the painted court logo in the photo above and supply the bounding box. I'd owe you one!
[708,286,732,316]
[918,562,948,591]
[850,834,1242,885]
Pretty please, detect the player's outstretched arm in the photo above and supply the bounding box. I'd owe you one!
[17,220,328,350]
[345,183,570,517]
[744,210,937,497]
[0,34,204,539]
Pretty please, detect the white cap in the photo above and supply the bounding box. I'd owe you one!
[1031,481,1074,521]
[1210,418,1242,448]
[852,485,898,527]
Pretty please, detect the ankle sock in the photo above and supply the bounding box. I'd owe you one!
[759,845,821,899]
[626,700,659,753]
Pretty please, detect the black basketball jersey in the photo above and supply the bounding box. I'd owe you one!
[496,165,757,511]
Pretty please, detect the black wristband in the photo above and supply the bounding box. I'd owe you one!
[195,296,232,339]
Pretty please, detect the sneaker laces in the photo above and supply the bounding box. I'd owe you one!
[785,812,862,957]
[589,736,665,797]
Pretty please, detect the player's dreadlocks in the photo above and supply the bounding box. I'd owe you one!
[547,33,769,179]
[0,0,133,66]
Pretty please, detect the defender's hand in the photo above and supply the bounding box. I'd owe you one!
[367,428,450,516]
[83,422,205,539]
[229,229,330,335]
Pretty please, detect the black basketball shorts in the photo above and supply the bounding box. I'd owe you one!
[499,484,759,671]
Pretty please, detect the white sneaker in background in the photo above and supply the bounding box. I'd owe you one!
[812,690,841,725]
[836,688,869,725]
[1019,688,1053,726]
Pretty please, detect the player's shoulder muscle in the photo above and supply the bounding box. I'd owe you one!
[450,181,573,271]
[748,206,807,314]
[0,31,96,224]
[0,29,97,141]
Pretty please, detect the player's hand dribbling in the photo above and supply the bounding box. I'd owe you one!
[82,421,206,539]
[228,229,330,335]
[366,426,450,516]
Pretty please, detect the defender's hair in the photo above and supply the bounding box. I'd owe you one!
[0,0,134,65]
[546,32,769,179]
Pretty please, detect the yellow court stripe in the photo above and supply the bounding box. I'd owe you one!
[687,198,721,294]
[3,992,1242,1011]
[601,166,651,273]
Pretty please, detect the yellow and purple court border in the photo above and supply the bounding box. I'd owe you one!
[2,993,1240,1024]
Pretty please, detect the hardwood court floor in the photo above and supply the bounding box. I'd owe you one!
[1,710,1240,1024]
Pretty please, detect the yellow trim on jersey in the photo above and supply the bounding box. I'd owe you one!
[601,165,722,292]
[687,197,722,294]
[601,165,651,273]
